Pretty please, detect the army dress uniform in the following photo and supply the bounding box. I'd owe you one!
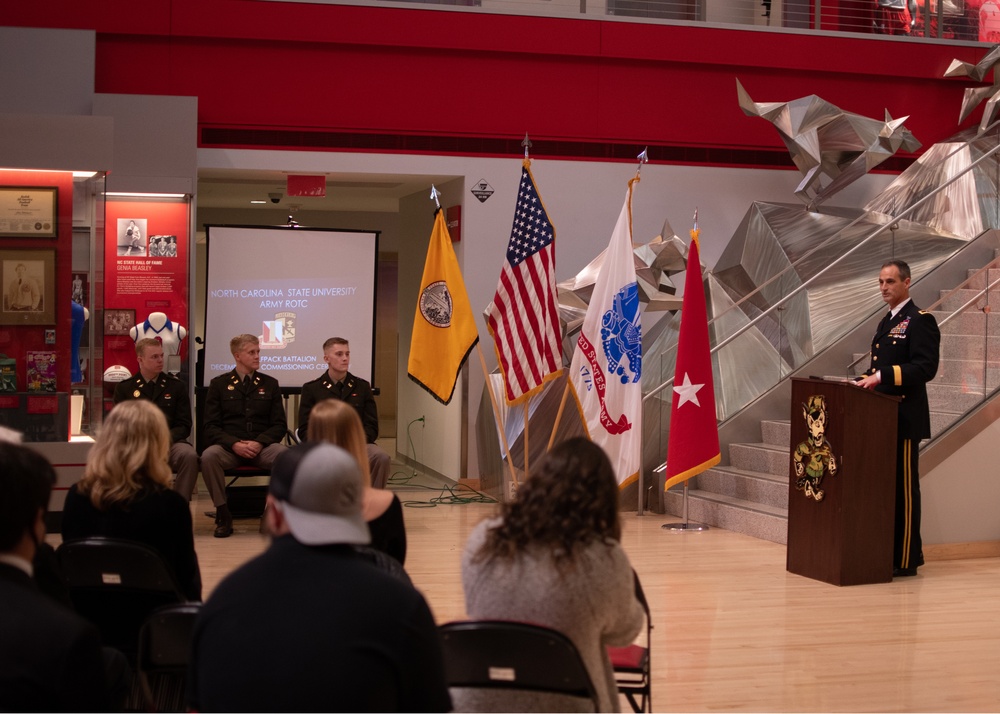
[200,370,288,510]
[865,299,940,573]
[298,371,391,488]
[113,371,200,499]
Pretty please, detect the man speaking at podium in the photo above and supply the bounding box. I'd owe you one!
[857,259,940,578]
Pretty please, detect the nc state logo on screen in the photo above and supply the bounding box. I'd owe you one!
[260,312,296,350]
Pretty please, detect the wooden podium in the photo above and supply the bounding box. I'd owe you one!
[786,378,899,586]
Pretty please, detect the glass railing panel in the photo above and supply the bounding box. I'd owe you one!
[925,257,1000,436]
[373,0,986,40]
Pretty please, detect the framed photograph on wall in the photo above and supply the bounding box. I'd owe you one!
[0,187,57,238]
[103,308,135,336]
[0,249,56,325]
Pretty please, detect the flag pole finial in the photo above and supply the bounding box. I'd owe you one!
[635,148,649,178]
[429,184,441,209]
[522,133,532,161]
[690,207,701,247]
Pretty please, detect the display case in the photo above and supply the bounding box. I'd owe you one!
[0,169,106,441]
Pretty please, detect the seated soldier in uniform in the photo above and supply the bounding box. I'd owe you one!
[298,337,391,488]
[113,338,199,500]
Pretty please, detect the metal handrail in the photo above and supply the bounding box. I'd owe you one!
[643,121,1000,405]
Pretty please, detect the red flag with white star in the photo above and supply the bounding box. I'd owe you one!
[664,227,720,490]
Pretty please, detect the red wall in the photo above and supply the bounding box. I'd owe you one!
[0,0,987,165]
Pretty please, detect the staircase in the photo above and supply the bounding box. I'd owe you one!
[664,419,791,544]
[665,260,1000,545]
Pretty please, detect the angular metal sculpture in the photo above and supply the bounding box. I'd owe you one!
[556,219,688,356]
[736,79,921,210]
[944,45,1000,132]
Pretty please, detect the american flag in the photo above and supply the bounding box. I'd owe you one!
[485,163,563,405]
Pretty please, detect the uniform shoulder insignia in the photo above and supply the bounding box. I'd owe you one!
[919,310,929,315]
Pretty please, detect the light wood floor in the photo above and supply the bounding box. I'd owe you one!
[182,475,1000,714]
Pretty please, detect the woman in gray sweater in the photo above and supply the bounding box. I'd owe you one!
[460,438,644,712]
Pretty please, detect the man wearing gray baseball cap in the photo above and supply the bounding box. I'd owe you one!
[187,442,451,712]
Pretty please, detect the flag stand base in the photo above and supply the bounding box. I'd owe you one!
[661,481,709,532]
[662,522,709,531]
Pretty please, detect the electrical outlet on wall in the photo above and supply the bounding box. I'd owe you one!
[507,480,518,501]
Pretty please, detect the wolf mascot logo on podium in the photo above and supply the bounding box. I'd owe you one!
[793,394,838,501]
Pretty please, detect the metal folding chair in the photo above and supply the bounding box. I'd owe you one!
[57,537,188,664]
[607,571,652,712]
[439,619,600,712]
[137,602,202,712]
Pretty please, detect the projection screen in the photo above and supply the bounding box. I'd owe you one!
[203,225,378,389]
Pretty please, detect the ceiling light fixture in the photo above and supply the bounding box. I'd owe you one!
[105,191,187,199]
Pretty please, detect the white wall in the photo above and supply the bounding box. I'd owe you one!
[0,27,95,116]
[923,420,1000,545]
[93,95,198,196]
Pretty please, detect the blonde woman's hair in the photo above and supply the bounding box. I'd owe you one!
[79,400,173,509]
[306,399,371,486]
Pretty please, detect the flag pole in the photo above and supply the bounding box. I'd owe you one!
[547,380,571,451]
[635,147,648,179]
[662,207,711,532]
[476,342,520,490]
[518,133,533,486]
[484,135,562,493]
[662,481,708,531]
[523,401,530,482]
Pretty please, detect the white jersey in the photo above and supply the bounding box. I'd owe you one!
[133,316,186,356]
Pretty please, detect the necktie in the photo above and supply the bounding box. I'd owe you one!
[877,311,891,333]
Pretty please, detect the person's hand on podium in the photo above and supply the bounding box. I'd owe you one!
[856,372,880,390]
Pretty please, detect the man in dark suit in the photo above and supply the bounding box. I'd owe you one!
[187,442,450,712]
[858,259,940,578]
[114,338,199,499]
[201,334,287,538]
[0,442,111,711]
[298,337,391,488]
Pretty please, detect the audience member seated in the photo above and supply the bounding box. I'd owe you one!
[61,400,202,602]
[307,399,407,565]
[460,438,644,713]
[187,442,450,712]
[0,442,112,711]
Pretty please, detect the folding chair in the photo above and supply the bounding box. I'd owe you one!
[137,603,202,713]
[607,571,652,712]
[439,620,600,712]
[223,464,271,518]
[56,537,188,665]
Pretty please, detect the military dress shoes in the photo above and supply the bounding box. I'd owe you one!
[893,566,918,578]
[214,503,234,538]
